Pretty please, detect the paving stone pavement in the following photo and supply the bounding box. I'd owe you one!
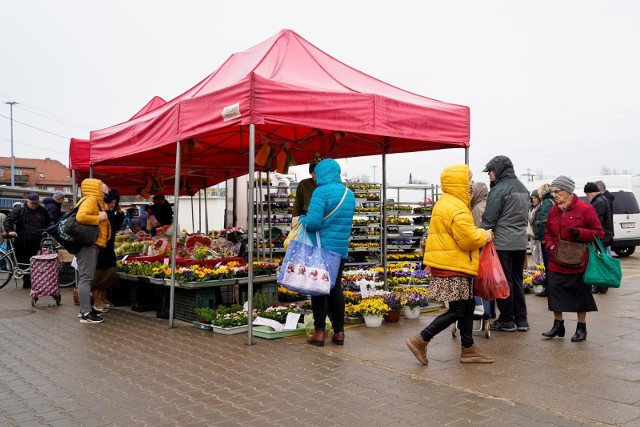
[1,255,640,426]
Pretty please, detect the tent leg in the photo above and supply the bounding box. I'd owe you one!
[168,140,181,329]
[247,125,255,345]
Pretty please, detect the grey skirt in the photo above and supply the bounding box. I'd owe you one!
[547,270,598,313]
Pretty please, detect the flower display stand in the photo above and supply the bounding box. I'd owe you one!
[252,323,306,339]
[404,306,421,319]
[364,315,383,328]
[193,321,214,331]
[211,324,249,335]
[345,316,364,324]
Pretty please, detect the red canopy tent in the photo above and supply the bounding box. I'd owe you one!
[89,29,469,169]
[69,138,228,196]
[87,29,471,335]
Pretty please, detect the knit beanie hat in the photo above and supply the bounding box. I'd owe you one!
[551,176,575,194]
[583,182,600,193]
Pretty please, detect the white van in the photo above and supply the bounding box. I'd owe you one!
[608,189,640,257]
[578,189,640,257]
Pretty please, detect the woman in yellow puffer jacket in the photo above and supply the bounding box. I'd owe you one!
[406,164,494,365]
[76,178,110,324]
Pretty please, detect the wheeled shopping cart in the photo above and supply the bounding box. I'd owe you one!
[30,252,61,307]
[451,297,491,339]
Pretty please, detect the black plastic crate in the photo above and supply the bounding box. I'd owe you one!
[109,279,132,307]
[131,281,157,312]
[173,288,219,323]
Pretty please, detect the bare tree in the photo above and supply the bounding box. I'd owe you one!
[348,174,371,183]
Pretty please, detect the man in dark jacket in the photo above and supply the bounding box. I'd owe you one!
[3,193,50,288]
[585,182,614,294]
[480,155,530,332]
[151,194,173,226]
[43,192,65,225]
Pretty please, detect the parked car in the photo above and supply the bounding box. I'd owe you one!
[580,189,640,257]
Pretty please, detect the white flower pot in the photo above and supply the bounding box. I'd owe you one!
[404,306,421,319]
[363,315,383,327]
[533,284,544,295]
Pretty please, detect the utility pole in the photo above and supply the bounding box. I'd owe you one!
[5,101,18,187]
[372,165,378,183]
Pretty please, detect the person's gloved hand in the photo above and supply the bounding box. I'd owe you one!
[568,227,580,239]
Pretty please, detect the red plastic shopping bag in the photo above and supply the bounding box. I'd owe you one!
[473,241,510,300]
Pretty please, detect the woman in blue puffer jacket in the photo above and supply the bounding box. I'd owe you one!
[299,159,355,346]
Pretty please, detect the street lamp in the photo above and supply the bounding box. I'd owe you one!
[5,101,18,187]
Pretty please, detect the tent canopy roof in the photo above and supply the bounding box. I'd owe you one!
[89,29,469,171]
[69,138,222,196]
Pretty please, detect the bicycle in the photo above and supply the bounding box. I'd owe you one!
[0,234,77,294]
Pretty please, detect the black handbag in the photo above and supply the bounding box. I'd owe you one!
[47,199,100,254]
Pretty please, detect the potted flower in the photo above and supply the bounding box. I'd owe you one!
[383,292,404,323]
[532,271,547,295]
[193,307,215,330]
[357,297,390,327]
[402,292,429,319]
[211,305,249,334]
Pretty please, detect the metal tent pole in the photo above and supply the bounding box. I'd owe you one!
[168,140,181,328]
[247,125,255,345]
[381,153,387,291]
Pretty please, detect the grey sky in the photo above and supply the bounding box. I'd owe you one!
[1,1,638,186]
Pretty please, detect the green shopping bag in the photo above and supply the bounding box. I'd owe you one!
[583,237,622,288]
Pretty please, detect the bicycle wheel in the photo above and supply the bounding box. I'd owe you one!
[58,263,77,288]
[0,255,15,290]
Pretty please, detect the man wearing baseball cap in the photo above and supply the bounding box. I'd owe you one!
[3,193,50,288]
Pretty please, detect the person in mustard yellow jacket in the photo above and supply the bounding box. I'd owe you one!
[76,178,111,324]
[406,164,494,365]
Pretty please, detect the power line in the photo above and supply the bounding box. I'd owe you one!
[16,104,92,132]
[0,113,70,139]
[0,136,68,156]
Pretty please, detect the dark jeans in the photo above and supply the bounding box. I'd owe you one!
[496,250,528,323]
[15,240,41,287]
[311,259,346,333]
[420,298,476,348]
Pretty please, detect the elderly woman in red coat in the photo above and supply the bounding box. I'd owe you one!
[542,176,604,342]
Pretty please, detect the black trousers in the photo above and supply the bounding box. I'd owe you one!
[496,250,528,323]
[311,259,346,333]
[15,240,41,287]
[420,298,476,348]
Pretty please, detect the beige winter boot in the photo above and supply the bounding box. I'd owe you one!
[405,334,428,365]
[460,344,494,363]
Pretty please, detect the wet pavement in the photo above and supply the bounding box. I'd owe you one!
[2,255,640,426]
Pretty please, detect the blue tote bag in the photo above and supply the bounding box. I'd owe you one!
[277,229,342,296]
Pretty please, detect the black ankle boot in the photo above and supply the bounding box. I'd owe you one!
[541,319,565,338]
[571,322,587,342]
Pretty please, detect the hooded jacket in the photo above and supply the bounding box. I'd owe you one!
[423,164,487,276]
[3,201,50,245]
[480,156,530,250]
[76,178,110,248]
[299,159,355,258]
[533,187,554,241]
[470,182,488,227]
[43,197,62,225]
